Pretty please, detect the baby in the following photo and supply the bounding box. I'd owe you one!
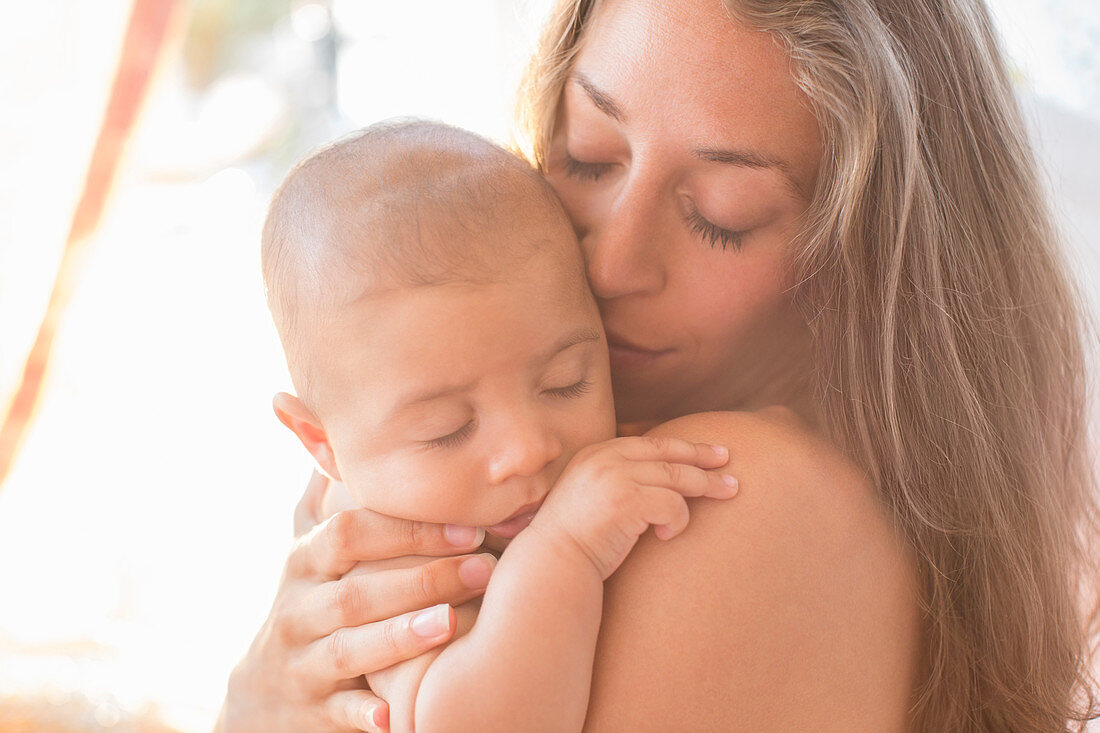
[261,120,738,732]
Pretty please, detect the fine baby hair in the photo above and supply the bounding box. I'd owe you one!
[261,119,579,408]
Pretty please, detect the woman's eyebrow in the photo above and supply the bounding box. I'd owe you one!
[570,73,805,199]
[694,146,805,199]
[571,72,626,122]
[572,72,783,171]
[694,147,782,170]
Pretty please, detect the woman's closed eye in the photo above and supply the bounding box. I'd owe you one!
[562,153,614,183]
[562,150,746,252]
[423,420,476,449]
[684,204,745,252]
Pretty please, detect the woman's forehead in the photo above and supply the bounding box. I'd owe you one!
[573,0,821,191]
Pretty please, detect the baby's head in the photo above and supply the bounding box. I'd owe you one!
[263,120,616,545]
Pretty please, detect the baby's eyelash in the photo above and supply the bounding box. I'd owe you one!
[546,378,593,399]
[685,208,745,252]
[420,379,590,449]
[563,154,613,183]
[424,420,475,449]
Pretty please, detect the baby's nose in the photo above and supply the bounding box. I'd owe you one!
[487,421,563,485]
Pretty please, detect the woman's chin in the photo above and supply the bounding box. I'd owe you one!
[611,380,680,425]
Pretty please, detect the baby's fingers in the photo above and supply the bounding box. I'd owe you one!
[633,460,739,499]
[615,435,730,469]
[640,488,691,541]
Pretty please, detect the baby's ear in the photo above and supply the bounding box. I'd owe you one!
[272,392,342,481]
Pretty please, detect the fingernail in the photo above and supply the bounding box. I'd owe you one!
[370,703,389,729]
[458,554,495,589]
[722,474,739,494]
[712,444,729,460]
[444,524,481,547]
[411,603,451,638]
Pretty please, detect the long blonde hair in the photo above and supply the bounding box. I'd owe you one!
[518,0,1100,729]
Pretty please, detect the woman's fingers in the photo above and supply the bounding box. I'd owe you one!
[325,690,389,732]
[293,554,497,639]
[291,509,486,579]
[613,435,730,469]
[294,469,331,537]
[304,604,457,683]
[630,461,738,499]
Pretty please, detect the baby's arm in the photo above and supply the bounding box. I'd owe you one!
[407,436,737,733]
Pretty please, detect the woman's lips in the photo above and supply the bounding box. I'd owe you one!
[605,332,674,371]
[485,501,542,539]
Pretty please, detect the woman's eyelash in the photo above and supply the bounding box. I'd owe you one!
[685,208,745,252]
[424,420,475,449]
[563,154,612,182]
[563,155,743,252]
[546,378,593,399]
[561,155,744,251]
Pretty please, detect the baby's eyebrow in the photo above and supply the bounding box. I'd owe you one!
[391,379,477,417]
[539,327,603,363]
[387,328,602,420]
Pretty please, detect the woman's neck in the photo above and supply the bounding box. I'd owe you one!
[709,311,820,428]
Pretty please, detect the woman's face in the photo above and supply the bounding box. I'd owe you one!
[544,0,822,422]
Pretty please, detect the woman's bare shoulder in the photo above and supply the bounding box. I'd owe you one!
[584,409,922,732]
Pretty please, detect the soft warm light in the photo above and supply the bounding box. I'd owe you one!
[291,1,331,43]
[0,2,1095,732]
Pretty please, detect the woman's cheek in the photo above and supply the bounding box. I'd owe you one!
[688,250,791,349]
[547,174,600,238]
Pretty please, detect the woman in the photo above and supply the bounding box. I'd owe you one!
[218,0,1099,730]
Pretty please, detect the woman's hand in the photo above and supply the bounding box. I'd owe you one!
[216,471,494,732]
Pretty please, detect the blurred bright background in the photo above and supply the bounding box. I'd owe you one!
[0,1,1096,731]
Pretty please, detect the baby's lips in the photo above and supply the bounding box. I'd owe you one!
[484,510,537,540]
[484,500,543,539]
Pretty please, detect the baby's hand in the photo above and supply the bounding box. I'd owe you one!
[529,436,737,580]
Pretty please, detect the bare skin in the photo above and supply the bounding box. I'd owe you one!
[295,408,921,732]
[541,4,921,724]
[216,474,491,732]
[222,0,922,729]
[584,410,920,730]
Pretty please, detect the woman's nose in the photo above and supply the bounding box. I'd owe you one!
[487,412,564,485]
[581,174,667,300]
